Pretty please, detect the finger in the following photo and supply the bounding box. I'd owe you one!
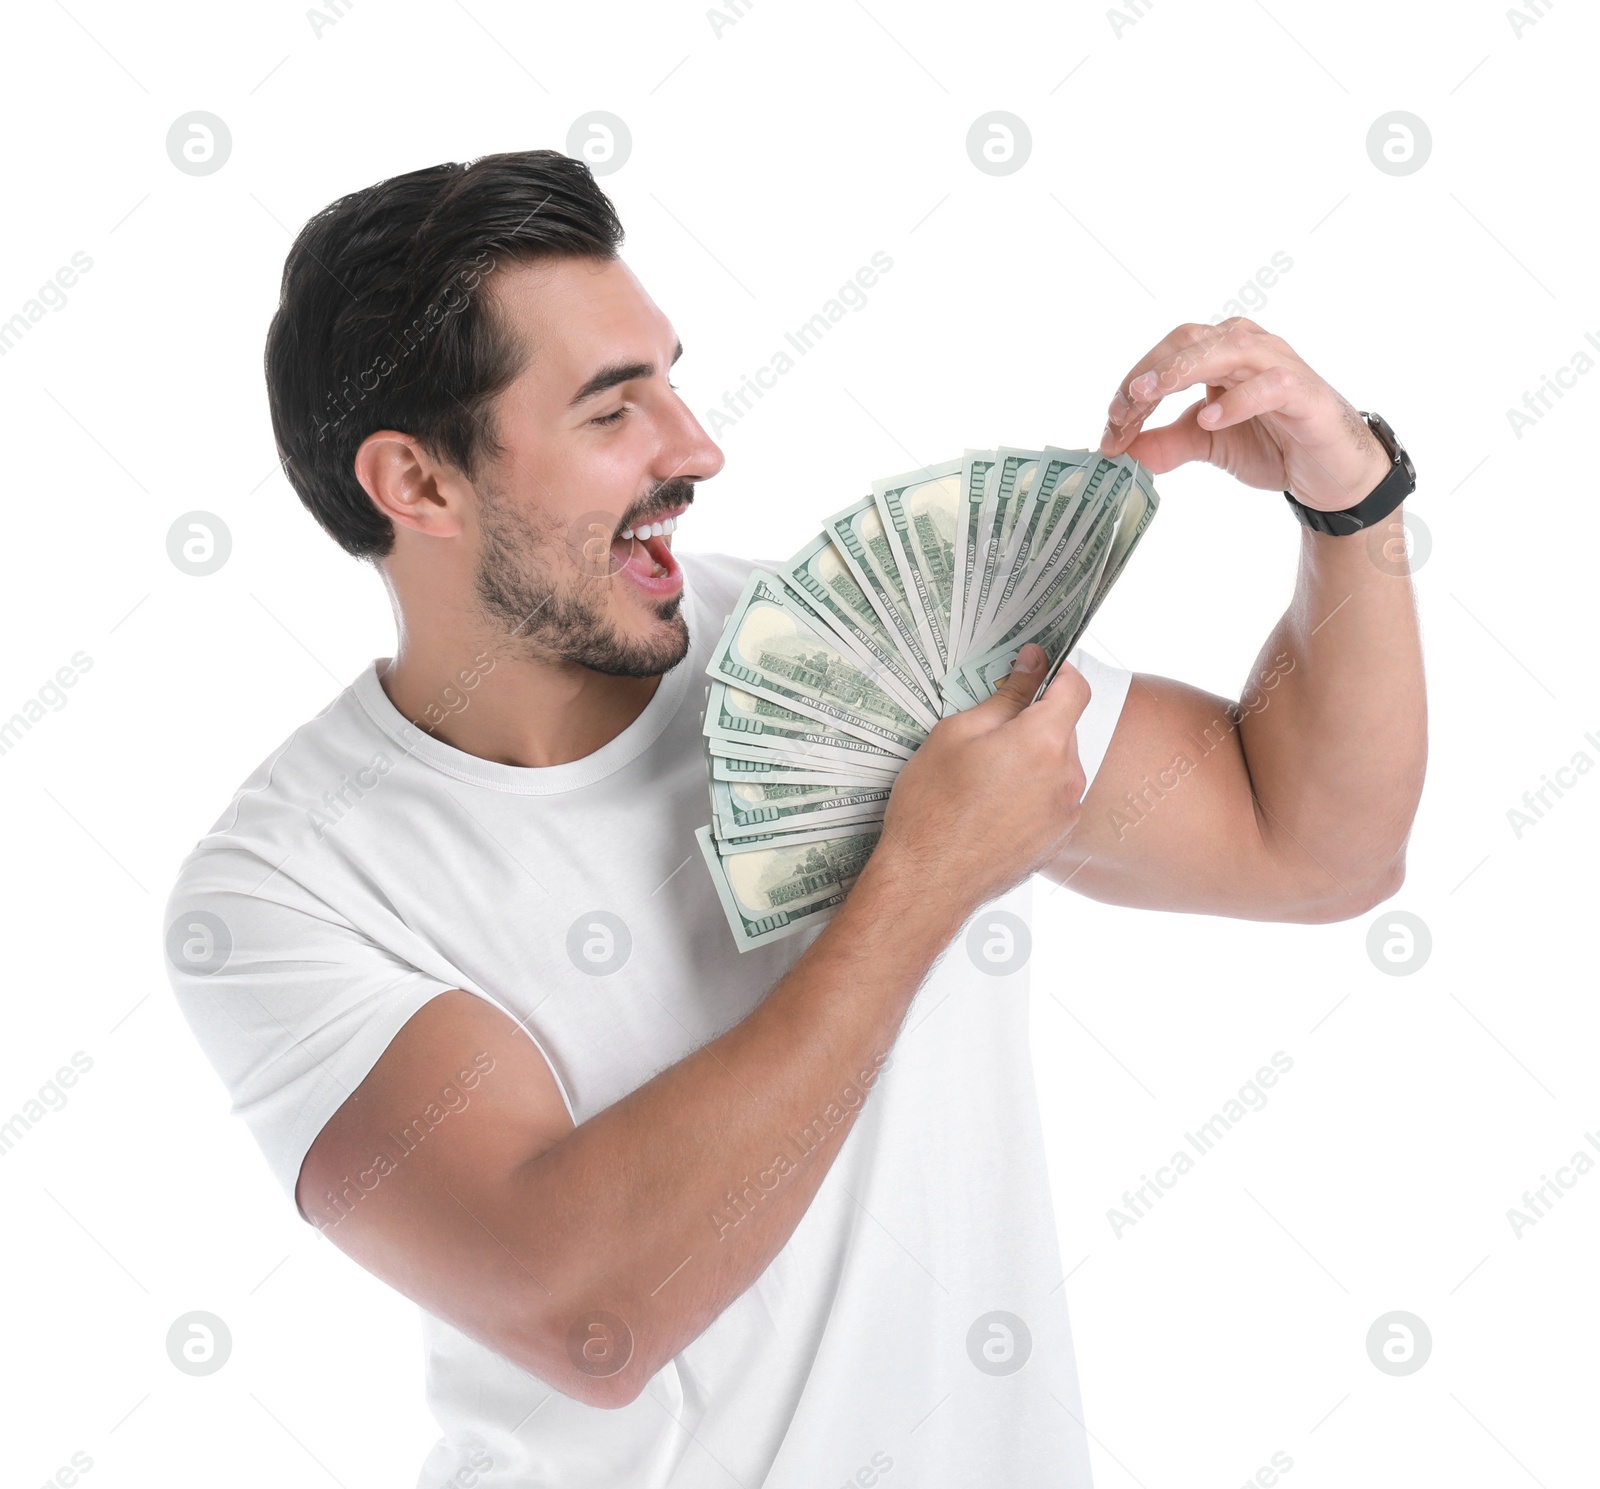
[1101,320,1278,455]
[1116,397,1215,474]
[1021,655,1093,735]
[1192,364,1313,433]
[975,642,1049,722]
[1101,322,1237,446]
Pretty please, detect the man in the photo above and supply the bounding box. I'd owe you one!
[163,149,1425,1487]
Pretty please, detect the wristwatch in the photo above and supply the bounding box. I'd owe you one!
[1282,410,1416,537]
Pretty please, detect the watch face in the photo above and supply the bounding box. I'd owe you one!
[1363,411,1414,488]
[1362,411,1397,461]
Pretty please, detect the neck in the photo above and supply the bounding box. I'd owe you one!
[378,625,662,771]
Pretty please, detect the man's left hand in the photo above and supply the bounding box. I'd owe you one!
[1098,318,1392,513]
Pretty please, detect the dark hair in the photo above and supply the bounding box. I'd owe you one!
[264,149,624,559]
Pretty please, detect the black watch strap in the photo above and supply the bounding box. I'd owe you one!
[1283,410,1417,537]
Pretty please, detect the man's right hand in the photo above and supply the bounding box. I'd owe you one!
[873,643,1093,918]
[293,651,1093,1412]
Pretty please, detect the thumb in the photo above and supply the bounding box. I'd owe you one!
[976,643,1049,722]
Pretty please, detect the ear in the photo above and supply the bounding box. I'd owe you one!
[353,430,472,540]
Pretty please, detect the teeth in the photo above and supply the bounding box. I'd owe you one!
[620,514,680,545]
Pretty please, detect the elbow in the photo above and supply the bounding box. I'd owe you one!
[514,1364,649,1413]
[565,1370,649,1412]
[515,1309,658,1411]
[1296,852,1407,924]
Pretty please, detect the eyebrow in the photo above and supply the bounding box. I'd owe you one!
[568,340,684,408]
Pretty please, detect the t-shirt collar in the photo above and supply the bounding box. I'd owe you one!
[350,569,697,796]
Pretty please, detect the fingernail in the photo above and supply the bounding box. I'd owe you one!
[1017,643,1045,670]
[1108,395,1131,422]
[1131,372,1158,397]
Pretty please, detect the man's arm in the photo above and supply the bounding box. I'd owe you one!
[297,647,1090,1408]
[1044,319,1426,921]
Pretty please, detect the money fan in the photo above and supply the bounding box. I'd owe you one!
[697,445,1159,950]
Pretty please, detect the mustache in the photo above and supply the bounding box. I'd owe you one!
[617,480,696,538]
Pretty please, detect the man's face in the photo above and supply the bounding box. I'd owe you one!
[468,256,724,678]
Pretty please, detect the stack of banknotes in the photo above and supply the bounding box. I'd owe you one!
[694,445,1160,951]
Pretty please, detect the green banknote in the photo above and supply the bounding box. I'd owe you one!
[697,444,1160,950]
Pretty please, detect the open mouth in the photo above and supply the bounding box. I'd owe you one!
[610,508,685,595]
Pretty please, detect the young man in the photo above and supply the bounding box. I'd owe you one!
[163,150,1425,1487]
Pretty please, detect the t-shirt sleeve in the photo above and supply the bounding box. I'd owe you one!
[1063,644,1133,795]
[162,850,460,1214]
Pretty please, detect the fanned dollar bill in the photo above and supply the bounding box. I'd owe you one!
[871,457,963,678]
[695,824,880,949]
[699,442,1160,950]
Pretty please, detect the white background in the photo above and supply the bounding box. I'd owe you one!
[2,1,1595,1485]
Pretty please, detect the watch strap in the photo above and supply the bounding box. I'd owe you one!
[1283,411,1416,536]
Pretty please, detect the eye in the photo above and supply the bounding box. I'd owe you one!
[591,406,628,427]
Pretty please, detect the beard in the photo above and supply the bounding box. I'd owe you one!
[471,479,692,679]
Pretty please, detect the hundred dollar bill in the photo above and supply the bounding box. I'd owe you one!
[695,823,880,950]
[713,778,889,840]
[706,572,928,758]
[709,740,898,780]
[710,752,899,787]
[976,457,1110,649]
[1025,467,1159,708]
[946,449,998,671]
[961,464,1158,708]
[777,532,940,725]
[975,457,1132,655]
[709,819,881,856]
[1023,464,1155,711]
[960,467,1152,710]
[1078,457,1160,628]
[704,681,904,771]
[959,446,1044,656]
[951,497,1120,705]
[871,457,964,676]
[708,734,899,776]
[981,447,1096,640]
[822,495,941,697]
[770,565,941,732]
[713,745,902,780]
[708,732,900,775]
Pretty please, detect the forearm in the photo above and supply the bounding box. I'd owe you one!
[1239,506,1427,904]
[513,846,958,1403]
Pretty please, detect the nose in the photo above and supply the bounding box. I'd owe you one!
[660,392,725,485]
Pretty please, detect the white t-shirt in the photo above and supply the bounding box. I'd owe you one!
[162,549,1133,1489]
